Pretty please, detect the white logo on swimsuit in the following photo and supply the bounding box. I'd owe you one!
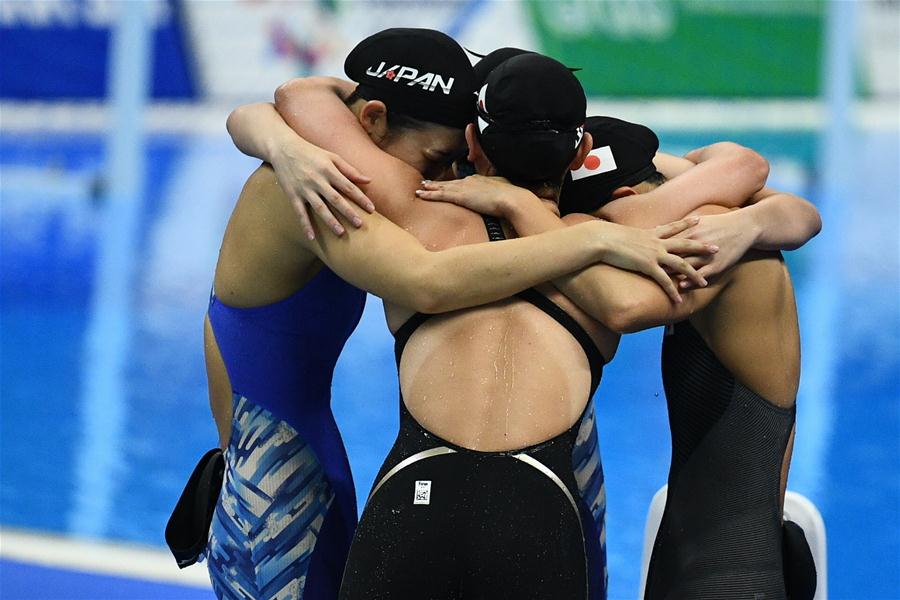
[413,480,432,505]
[365,62,455,95]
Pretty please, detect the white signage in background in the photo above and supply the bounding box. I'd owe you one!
[0,0,171,28]
[860,0,900,97]
[180,0,538,101]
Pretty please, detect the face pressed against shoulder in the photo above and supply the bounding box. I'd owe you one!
[351,98,466,182]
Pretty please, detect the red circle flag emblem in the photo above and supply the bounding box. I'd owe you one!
[571,146,618,181]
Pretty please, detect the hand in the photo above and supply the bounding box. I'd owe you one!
[597,217,719,303]
[675,211,758,287]
[270,139,375,240]
[414,175,538,217]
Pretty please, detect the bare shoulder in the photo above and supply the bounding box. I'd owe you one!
[215,165,318,306]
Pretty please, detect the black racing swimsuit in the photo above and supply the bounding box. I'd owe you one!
[645,321,796,600]
[339,217,606,600]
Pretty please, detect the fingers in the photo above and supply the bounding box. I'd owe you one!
[330,157,375,213]
[332,154,372,185]
[306,193,345,236]
[654,216,700,239]
[662,238,719,256]
[697,263,724,281]
[420,180,447,191]
[322,188,364,228]
[416,181,460,204]
[658,253,708,289]
[684,255,714,268]
[647,265,683,304]
[414,187,459,204]
[290,196,316,241]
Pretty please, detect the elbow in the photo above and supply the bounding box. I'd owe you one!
[728,144,769,193]
[808,206,823,239]
[225,104,249,138]
[409,289,449,315]
[274,78,303,108]
[275,76,332,109]
[405,264,455,314]
[784,202,823,250]
[601,297,648,334]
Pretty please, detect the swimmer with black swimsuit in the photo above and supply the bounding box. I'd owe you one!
[419,116,821,599]
[202,32,711,600]
[213,35,705,597]
[257,52,736,598]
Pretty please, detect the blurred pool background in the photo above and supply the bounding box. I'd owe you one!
[1,1,897,599]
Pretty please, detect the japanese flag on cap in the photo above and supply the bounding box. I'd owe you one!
[570,146,617,181]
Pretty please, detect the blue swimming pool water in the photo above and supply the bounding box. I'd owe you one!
[1,129,897,599]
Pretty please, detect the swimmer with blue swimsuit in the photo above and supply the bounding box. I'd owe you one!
[203,30,710,600]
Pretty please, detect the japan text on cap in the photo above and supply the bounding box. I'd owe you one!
[559,116,660,216]
[344,28,477,129]
[475,53,587,183]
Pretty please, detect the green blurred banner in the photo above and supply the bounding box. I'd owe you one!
[527,0,824,97]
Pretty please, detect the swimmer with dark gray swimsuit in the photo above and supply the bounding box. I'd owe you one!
[428,117,820,599]
[557,118,820,600]
[422,115,820,599]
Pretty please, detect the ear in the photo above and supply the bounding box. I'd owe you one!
[464,123,481,163]
[358,100,389,144]
[611,185,638,200]
[465,123,495,175]
[569,131,593,170]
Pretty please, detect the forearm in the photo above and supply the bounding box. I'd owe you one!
[413,221,611,313]
[309,208,608,314]
[502,203,681,323]
[274,77,361,152]
[226,102,309,163]
[274,75,423,220]
[602,142,769,228]
[744,189,822,250]
[557,262,721,332]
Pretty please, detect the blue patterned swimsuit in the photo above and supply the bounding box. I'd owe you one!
[205,267,365,600]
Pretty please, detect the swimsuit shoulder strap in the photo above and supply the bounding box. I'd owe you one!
[393,215,604,395]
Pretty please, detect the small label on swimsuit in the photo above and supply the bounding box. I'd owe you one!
[413,480,431,505]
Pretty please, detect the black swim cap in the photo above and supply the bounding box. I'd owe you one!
[471,47,535,86]
[475,53,586,183]
[471,46,580,86]
[344,28,477,129]
[559,116,660,216]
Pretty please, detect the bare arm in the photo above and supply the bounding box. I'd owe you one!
[597,142,769,228]
[247,165,624,314]
[496,201,720,329]
[273,76,442,228]
[551,213,727,332]
[742,187,822,250]
[459,188,721,330]
[227,101,374,239]
[667,187,821,282]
